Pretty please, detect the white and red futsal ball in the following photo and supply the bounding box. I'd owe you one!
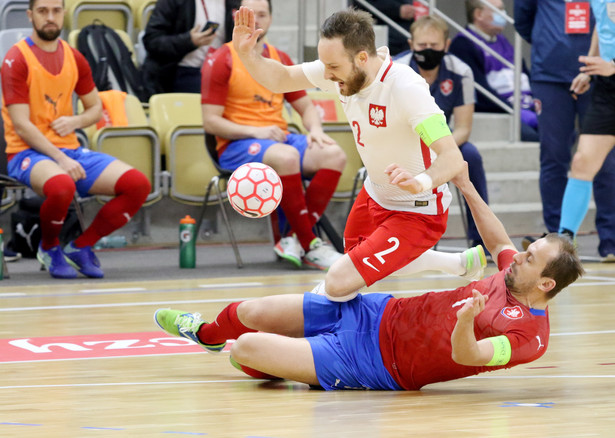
[227,163,283,218]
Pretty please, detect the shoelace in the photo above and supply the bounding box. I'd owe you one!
[176,313,202,335]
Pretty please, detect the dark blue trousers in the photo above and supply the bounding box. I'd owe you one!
[172,66,202,94]
[532,80,615,255]
[459,141,489,243]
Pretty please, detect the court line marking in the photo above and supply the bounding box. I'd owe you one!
[198,282,263,288]
[0,298,253,312]
[0,379,264,390]
[1,270,612,300]
[1,374,614,390]
[80,287,146,293]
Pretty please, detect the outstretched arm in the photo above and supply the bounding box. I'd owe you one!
[232,6,314,93]
[452,161,515,259]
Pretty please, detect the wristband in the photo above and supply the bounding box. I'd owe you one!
[414,173,433,192]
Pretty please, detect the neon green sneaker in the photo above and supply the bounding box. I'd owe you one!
[460,245,487,281]
[153,308,226,354]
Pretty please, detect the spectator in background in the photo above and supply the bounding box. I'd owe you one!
[1,0,150,278]
[141,0,237,97]
[395,15,490,250]
[516,0,615,259]
[352,0,416,56]
[201,0,346,271]
[557,1,615,261]
[449,0,539,142]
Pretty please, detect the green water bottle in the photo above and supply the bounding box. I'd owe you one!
[179,215,196,269]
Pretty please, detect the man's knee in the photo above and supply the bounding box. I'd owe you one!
[323,256,363,298]
[236,300,262,328]
[570,150,595,178]
[43,174,76,201]
[264,145,301,173]
[230,333,259,363]
[311,143,346,171]
[116,169,150,201]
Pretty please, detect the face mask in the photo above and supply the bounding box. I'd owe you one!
[413,48,446,70]
[491,11,507,28]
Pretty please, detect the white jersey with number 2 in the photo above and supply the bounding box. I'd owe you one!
[302,47,452,215]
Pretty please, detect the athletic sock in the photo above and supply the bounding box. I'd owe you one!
[230,356,279,380]
[559,177,592,236]
[40,174,76,250]
[305,169,341,227]
[74,169,150,248]
[197,302,256,345]
[392,249,466,277]
[278,173,315,250]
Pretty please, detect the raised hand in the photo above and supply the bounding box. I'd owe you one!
[456,289,488,323]
[232,6,263,56]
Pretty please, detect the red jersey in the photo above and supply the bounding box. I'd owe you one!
[379,249,550,390]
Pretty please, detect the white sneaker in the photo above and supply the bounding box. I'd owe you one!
[303,237,343,271]
[274,234,304,267]
[460,245,487,281]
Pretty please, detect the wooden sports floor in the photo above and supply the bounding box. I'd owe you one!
[1,256,614,437]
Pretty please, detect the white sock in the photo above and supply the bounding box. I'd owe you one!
[325,290,359,302]
[310,281,326,295]
[392,249,465,277]
[311,280,360,302]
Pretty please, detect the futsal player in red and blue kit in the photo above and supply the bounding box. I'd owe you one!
[154,161,583,390]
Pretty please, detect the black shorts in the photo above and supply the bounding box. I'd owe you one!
[581,75,615,136]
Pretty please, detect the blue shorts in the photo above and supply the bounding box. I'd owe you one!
[8,147,116,197]
[304,293,402,391]
[219,133,308,171]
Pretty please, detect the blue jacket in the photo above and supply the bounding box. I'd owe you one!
[514,0,595,83]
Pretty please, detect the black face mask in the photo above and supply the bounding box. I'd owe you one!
[413,48,446,70]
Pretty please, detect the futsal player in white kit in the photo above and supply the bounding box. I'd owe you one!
[232,7,486,300]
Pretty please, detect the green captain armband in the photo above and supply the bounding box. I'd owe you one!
[486,335,512,366]
[414,114,451,147]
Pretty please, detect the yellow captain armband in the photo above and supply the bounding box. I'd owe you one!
[486,335,512,366]
[414,114,451,147]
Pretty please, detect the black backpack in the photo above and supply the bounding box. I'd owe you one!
[77,22,148,102]
[8,197,83,258]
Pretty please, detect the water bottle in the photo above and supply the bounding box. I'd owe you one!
[93,235,128,249]
[179,215,196,268]
[0,228,4,280]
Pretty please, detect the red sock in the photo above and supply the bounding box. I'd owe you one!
[305,169,341,227]
[232,358,280,380]
[40,174,76,250]
[197,302,256,345]
[278,173,315,250]
[75,169,150,247]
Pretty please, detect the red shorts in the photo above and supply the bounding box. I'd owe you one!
[344,188,448,287]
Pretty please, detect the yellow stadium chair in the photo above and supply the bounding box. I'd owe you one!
[87,92,161,205]
[148,93,242,267]
[64,0,133,36]
[130,0,156,32]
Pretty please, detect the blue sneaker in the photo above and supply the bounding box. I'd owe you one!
[64,242,104,278]
[153,309,226,354]
[37,245,78,279]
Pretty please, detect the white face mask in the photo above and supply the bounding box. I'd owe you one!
[491,11,507,28]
